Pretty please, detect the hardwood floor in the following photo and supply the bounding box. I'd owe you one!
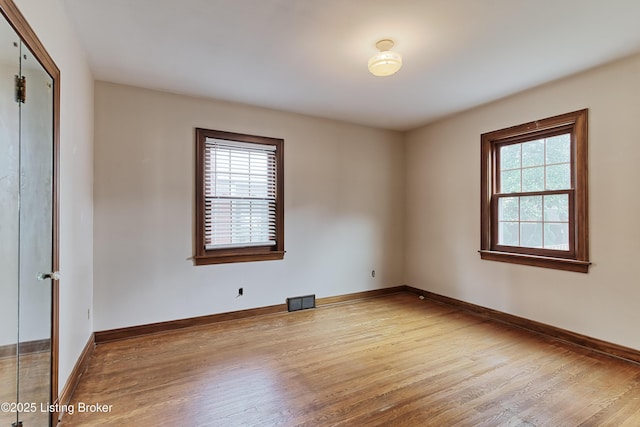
[60,294,640,426]
[0,351,51,427]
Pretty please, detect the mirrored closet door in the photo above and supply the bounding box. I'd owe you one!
[1,0,59,425]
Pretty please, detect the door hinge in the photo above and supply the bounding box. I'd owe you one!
[15,75,26,103]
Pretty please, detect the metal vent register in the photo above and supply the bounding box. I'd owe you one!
[287,294,316,312]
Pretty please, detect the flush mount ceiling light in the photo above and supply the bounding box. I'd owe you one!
[368,39,402,77]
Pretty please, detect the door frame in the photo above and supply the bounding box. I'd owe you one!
[0,0,60,424]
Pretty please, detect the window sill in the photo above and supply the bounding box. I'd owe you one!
[479,250,590,273]
[194,250,285,266]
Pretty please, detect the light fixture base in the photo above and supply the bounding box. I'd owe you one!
[375,39,395,52]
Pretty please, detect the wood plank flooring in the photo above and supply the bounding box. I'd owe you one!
[0,351,51,426]
[59,293,640,426]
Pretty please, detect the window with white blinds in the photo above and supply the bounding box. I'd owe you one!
[195,128,284,265]
[204,138,277,249]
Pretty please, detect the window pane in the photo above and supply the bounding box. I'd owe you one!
[522,167,544,192]
[522,139,545,167]
[207,199,275,246]
[544,223,569,250]
[546,163,571,190]
[499,222,519,246]
[498,197,519,221]
[546,134,571,164]
[544,194,569,222]
[521,222,543,248]
[520,196,542,221]
[500,144,521,170]
[204,139,278,249]
[500,169,521,193]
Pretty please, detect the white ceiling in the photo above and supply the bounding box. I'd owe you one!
[61,0,640,131]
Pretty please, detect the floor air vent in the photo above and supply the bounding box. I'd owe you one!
[287,294,316,312]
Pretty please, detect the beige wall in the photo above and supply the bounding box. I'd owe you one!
[93,82,405,331]
[405,53,640,350]
[15,0,95,393]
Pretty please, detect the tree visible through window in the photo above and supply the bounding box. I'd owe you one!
[480,110,590,272]
[195,128,284,265]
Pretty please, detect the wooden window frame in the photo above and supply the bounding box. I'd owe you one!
[194,128,285,265]
[480,110,590,273]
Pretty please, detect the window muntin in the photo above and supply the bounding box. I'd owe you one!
[480,110,589,272]
[195,128,284,265]
[495,133,573,253]
[497,193,570,250]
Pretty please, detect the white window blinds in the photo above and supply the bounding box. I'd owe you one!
[204,138,277,249]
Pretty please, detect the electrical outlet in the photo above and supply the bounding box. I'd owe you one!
[371,270,376,278]
[238,287,244,296]
[87,308,90,320]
